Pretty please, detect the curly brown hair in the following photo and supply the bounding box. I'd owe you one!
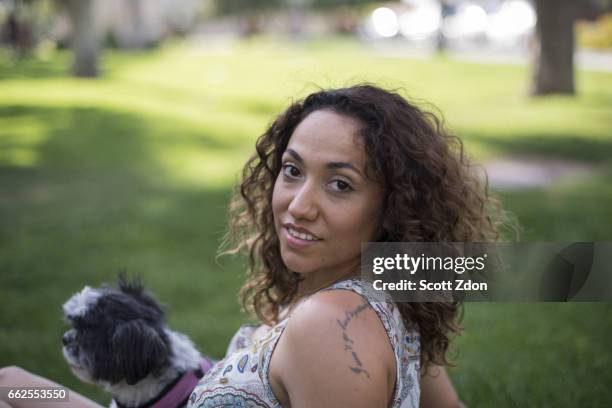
[223,84,511,368]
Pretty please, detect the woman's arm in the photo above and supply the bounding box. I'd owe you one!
[0,366,103,408]
[272,291,396,408]
[419,365,465,408]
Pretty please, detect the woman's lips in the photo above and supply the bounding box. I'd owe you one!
[283,227,320,249]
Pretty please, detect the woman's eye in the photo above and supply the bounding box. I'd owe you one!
[330,179,353,192]
[282,164,301,178]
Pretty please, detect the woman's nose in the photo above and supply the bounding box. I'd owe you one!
[288,182,318,221]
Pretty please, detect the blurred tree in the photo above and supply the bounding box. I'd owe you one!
[436,0,454,53]
[302,0,371,35]
[2,0,35,56]
[284,0,370,37]
[214,0,282,15]
[287,0,313,38]
[213,0,370,36]
[56,0,99,77]
[530,0,602,96]
[214,0,282,35]
[57,0,100,78]
[123,0,147,49]
[311,0,370,7]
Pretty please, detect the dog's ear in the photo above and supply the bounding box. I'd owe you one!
[112,319,169,385]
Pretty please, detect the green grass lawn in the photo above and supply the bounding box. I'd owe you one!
[1,37,611,406]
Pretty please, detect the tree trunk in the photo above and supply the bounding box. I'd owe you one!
[63,0,99,77]
[435,2,453,54]
[288,3,305,40]
[125,0,147,49]
[5,2,34,57]
[287,0,313,40]
[530,0,575,95]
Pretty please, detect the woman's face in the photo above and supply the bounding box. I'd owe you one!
[272,109,384,289]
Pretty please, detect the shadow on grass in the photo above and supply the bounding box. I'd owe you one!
[0,105,159,170]
[0,104,249,403]
[0,55,71,80]
[497,174,612,241]
[467,132,612,163]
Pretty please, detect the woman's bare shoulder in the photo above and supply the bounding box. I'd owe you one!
[290,288,380,329]
[272,289,396,407]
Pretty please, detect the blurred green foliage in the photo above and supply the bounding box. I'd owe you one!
[214,0,282,16]
[0,37,611,406]
[578,12,612,49]
[213,0,373,15]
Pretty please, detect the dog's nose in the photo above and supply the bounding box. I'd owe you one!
[62,332,72,346]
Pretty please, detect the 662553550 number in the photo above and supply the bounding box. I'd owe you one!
[2,387,68,401]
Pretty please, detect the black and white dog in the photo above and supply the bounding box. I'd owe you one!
[62,278,213,408]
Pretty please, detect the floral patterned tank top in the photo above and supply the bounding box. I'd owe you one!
[188,279,421,408]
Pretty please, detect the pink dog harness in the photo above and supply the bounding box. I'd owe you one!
[114,358,213,408]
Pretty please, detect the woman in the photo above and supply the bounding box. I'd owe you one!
[1,85,505,407]
[188,85,505,407]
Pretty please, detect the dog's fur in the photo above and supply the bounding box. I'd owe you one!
[62,278,203,408]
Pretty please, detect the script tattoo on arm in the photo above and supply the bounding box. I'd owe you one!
[336,299,371,378]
